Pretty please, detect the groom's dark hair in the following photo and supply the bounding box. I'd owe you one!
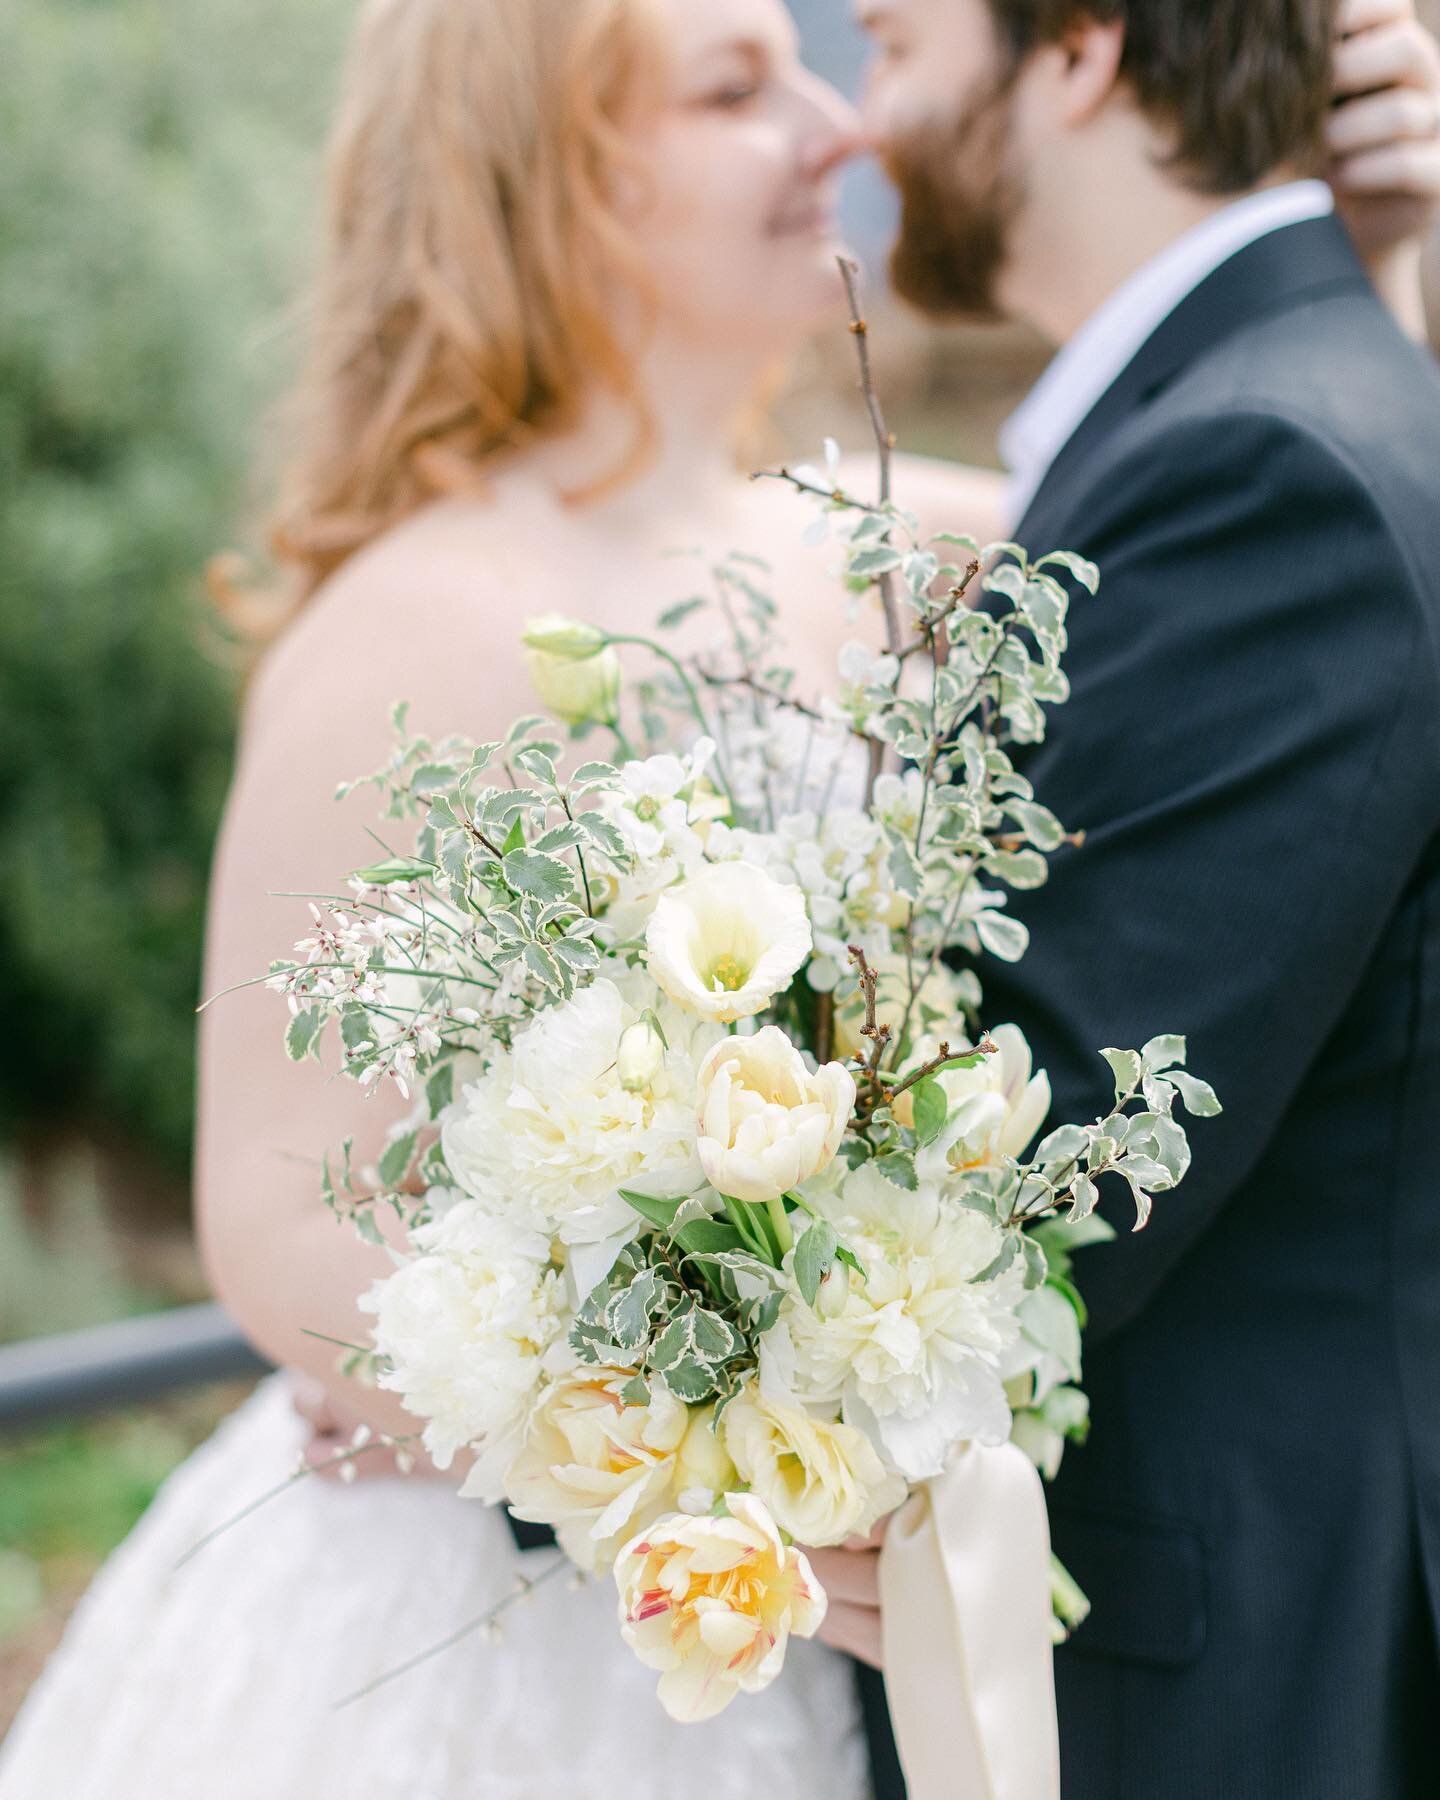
[988,0,1338,192]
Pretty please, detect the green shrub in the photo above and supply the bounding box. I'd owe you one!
[0,0,351,1170]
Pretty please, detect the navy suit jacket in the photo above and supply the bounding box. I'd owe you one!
[861,215,1440,1797]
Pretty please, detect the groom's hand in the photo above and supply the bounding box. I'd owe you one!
[1329,0,1440,334]
[807,1517,889,1672]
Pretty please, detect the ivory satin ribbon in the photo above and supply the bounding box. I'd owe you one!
[878,1444,1061,1800]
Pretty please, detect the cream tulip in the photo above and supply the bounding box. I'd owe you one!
[644,860,811,1024]
[914,1022,1052,1182]
[614,1494,826,1722]
[696,1028,855,1206]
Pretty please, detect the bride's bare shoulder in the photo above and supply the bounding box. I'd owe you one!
[838,450,1010,544]
[246,499,536,761]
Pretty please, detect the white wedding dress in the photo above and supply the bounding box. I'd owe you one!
[0,1375,870,1800]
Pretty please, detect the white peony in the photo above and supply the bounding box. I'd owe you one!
[442,980,720,1266]
[361,1197,565,1499]
[696,1028,855,1206]
[721,1384,905,1547]
[645,861,811,1024]
[779,1161,1026,1481]
[913,1023,1051,1184]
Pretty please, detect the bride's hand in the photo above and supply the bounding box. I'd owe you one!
[1330,0,1440,334]
[289,1370,440,1480]
[806,1516,890,1672]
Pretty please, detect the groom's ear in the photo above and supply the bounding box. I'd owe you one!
[1045,14,1126,129]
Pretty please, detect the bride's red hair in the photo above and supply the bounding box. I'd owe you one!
[236,0,666,630]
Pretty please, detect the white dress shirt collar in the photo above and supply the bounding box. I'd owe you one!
[1000,180,1336,523]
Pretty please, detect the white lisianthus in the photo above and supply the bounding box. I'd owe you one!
[721,1385,905,1548]
[645,861,811,1024]
[361,1198,565,1498]
[523,614,621,726]
[442,980,719,1260]
[505,1368,692,1572]
[614,1494,826,1722]
[780,1162,1026,1481]
[914,1023,1051,1183]
[696,1028,854,1206]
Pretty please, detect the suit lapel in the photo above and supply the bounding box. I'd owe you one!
[1013,214,1372,545]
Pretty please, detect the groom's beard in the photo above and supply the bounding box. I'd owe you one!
[883,80,1023,322]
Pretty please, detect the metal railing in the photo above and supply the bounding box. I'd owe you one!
[0,1304,272,1430]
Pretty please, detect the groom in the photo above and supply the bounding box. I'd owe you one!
[841,0,1440,1793]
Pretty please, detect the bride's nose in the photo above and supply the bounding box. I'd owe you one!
[791,72,867,178]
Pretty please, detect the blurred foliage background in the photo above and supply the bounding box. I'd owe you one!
[1,0,1437,1740]
[0,0,355,1185]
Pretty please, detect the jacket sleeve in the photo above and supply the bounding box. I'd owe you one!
[980,410,1437,1342]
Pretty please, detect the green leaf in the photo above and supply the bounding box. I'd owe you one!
[1034,1123,1089,1167]
[1006,800,1066,853]
[674,1218,745,1257]
[974,908,1030,963]
[410,762,464,794]
[352,1209,384,1248]
[794,1219,839,1308]
[657,597,707,630]
[425,1061,456,1120]
[285,1007,326,1063]
[849,545,904,579]
[876,1152,919,1191]
[611,1268,664,1350]
[619,1189,684,1231]
[985,849,1049,890]
[662,1358,722,1403]
[1141,1034,1187,1073]
[620,1375,651,1407]
[1100,1048,1143,1099]
[910,1077,949,1149]
[534,823,585,855]
[378,1129,419,1191]
[1047,1272,1088,1332]
[1036,550,1100,594]
[1170,1070,1222,1118]
[1067,1173,1100,1224]
[887,839,923,900]
[1019,1283,1083,1382]
[574,813,630,862]
[503,849,575,903]
[501,816,527,855]
[354,856,432,887]
[977,1234,1020,1283]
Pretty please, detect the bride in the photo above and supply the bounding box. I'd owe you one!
[2,0,1433,1794]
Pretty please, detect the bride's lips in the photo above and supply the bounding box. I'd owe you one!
[768,197,840,238]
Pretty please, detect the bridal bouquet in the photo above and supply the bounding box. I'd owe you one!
[265,402,1216,1726]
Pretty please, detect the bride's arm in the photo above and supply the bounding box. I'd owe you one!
[196,538,534,1449]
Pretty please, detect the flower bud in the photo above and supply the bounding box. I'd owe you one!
[616,1018,666,1093]
[673,1404,738,1512]
[521,614,609,661]
[526,641,622,727]
[814,1261,851,1320]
